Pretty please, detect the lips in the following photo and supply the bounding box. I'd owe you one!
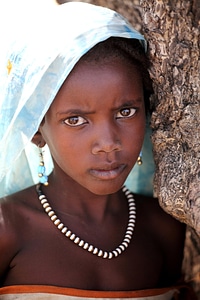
[89,163,126,180]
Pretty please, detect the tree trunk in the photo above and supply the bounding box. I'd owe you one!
[140,0,200,234]
[140,0,200,295]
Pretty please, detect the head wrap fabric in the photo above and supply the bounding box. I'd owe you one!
[0,2,152,197]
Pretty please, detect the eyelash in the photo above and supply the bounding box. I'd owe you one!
[63,116,87,127]
[116,107,137,119]
[63,107,137,127]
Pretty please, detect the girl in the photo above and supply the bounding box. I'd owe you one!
[0,2,194,299]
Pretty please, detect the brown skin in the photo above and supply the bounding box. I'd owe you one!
[0,58,185,290]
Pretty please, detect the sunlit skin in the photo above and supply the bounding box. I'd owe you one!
[39,59,145,197]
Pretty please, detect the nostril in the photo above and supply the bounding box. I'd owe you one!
[91,140,122,155]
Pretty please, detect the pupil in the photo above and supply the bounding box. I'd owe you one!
[122,108,130,116]
[70,117,78,124]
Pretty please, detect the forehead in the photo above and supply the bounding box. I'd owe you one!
[75,57,140,83]
[61,57,142,93]
[47,57,144,114]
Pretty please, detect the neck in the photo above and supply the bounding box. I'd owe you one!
[41,173,122,223]
[36,184,135,259]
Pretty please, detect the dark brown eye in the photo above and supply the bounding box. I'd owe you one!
[116,108,137,118]
[64,116,87,127]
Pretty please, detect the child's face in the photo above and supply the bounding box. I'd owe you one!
[39,57,146,195]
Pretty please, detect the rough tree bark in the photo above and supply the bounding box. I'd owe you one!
[140,0,200,294]
[58,0,200,295]
[140,0,200,235]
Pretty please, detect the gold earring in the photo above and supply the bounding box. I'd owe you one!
[137,151,143,165]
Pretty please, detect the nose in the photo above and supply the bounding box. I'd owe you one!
[91,123,122,155]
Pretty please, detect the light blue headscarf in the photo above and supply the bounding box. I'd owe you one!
[0,2,154,197]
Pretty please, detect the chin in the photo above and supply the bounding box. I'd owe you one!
[86,180,126,196]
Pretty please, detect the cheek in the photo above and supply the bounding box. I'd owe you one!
[39,123,64,160]
[127,114,146,139]
[124,119,146,156]
[42,127,85,166]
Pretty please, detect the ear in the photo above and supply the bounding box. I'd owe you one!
[31,131,46,147]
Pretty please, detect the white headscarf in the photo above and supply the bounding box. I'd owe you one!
[0,2,148,197]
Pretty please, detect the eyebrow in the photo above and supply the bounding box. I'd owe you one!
[56,98,143,116]
[117,99,143,107]
[112,98,143,111]
[56,109,96,116]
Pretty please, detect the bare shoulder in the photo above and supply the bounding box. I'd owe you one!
[134,193,186,283]
[134,193,186,239]
[0,186,39,230]
[0,186,39,281]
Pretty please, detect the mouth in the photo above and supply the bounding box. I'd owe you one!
[89,164,126,180]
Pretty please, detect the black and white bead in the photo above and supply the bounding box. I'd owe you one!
[36,185,136,259]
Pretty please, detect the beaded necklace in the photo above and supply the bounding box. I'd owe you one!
[36,184,136,259]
